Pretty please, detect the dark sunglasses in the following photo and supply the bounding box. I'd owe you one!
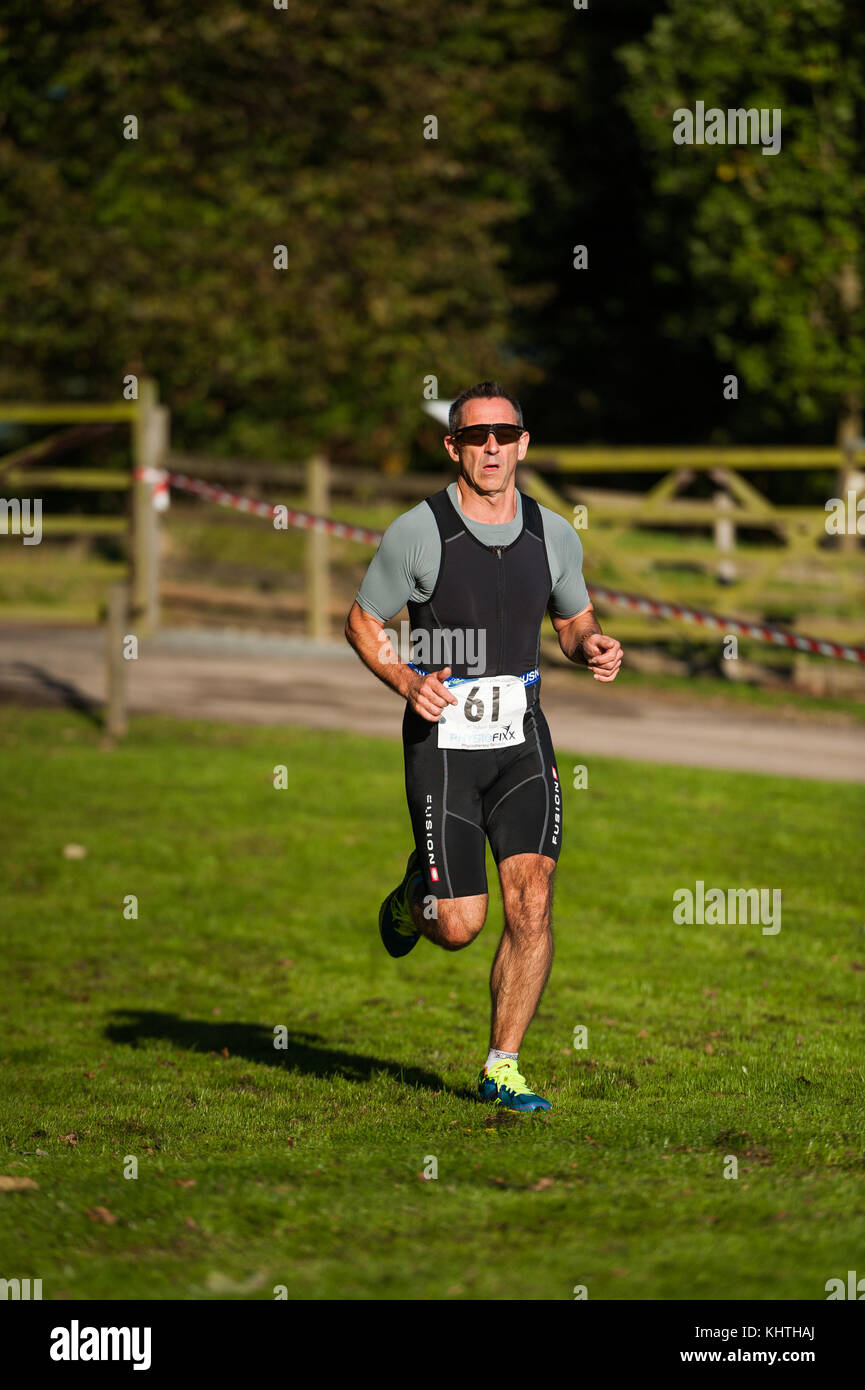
[452,422,525,446]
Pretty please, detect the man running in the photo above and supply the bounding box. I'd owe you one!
[345,382,623,1111]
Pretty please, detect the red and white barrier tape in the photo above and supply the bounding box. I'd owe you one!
[137,468,865,665]
[589,586,865,665]
[161,470,383,545]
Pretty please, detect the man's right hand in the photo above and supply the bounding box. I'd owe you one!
[343,604,462,719]
[406,666,460,722]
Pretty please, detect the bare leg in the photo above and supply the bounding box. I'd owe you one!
[489,854,555,1053]
[408,886,487,951]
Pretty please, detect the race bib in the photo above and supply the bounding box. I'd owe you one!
[437,674,527,751]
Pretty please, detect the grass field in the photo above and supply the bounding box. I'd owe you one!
[1,709,863,1301]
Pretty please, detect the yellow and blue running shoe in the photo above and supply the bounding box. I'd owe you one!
[378,849,423,958]
[478,1058,551,1112]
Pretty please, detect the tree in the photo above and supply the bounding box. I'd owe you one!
[505,1,726,449]
[0,0,572,463]
[619,0,865,473]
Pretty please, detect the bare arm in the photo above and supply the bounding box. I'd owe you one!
[552,603,623,683]
[344,601,458,721]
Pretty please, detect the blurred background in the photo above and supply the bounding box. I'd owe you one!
[1,0,863,705]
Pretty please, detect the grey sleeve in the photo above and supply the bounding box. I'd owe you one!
[542,507,591,619]
[355,502,442,622]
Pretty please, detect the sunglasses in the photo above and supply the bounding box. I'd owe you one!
[452,422,525,446]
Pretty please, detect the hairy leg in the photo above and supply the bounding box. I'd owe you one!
[408,885,487,951]
[489,854,555,1053]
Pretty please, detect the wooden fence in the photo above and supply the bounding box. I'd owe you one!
[0,380,168,737]
[154,445,862,654]
[0,377,168,631]
[518,444,864,616]
[1,388,862,670]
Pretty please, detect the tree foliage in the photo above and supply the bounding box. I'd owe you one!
[0,0,571,461]
[619,0,865,438]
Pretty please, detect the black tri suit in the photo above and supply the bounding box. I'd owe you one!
[403,488,563,899]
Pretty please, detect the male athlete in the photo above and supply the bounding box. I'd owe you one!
[345,382,622,1111]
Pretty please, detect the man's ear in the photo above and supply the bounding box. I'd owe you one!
[518,431,530,460]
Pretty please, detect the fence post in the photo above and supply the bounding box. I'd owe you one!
[713,490,736,583]
[306,454,330,640]
[105,581,129,740]
[131,378,168,632]
[836,402,862,555]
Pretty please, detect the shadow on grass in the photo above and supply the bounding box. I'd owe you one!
[105,1008,476,1100]
[8,662,102,726]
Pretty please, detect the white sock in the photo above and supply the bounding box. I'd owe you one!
[485,1048,518,1072]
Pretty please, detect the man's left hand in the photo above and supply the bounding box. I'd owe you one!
[580,632,623,682]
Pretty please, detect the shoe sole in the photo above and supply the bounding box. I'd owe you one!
[379,889,420,959]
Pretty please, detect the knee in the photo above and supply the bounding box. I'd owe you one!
[435,898,487,950]
[501,864,555,931]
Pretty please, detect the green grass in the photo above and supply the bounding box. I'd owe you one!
[0,546,126,622]
[1,711,863,1300]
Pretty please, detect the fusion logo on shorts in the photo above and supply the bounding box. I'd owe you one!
[424,793,439,881]
[551,765,561,847]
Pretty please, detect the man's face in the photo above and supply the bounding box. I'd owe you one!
[445,396,529,496]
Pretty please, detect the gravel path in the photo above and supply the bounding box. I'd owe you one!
[1,624,863,782]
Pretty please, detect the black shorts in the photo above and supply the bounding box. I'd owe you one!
[402,701,563,899]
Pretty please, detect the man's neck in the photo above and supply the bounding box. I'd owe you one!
[454,475,518,525]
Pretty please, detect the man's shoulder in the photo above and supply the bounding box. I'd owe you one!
[380,497,438,547]
[535,501,581,545]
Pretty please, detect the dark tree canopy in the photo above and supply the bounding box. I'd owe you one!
[0,0,576,462]
[0,1,859,465]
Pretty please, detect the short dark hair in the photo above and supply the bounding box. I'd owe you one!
[448,381,523,435]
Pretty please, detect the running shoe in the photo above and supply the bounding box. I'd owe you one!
[477,1058,551,1112]
[378,850,423,958]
